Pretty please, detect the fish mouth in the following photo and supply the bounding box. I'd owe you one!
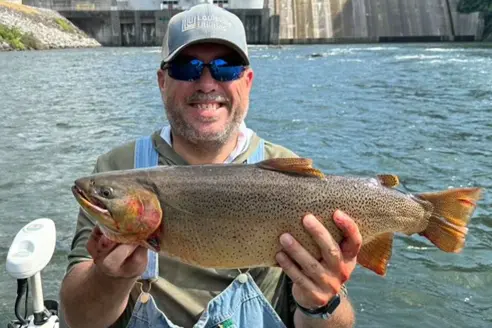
[71,184,111,219]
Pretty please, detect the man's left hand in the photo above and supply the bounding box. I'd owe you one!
[276,209,362,310]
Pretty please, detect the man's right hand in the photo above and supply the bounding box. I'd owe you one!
[60,226,150,328]
[86,225,149,279]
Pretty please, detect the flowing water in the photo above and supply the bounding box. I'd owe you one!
[0,43,491,327]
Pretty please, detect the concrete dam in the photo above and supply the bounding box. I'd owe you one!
[35,0,483,46]
[269,0,481,43]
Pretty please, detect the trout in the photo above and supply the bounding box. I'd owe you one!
[71,158,482,275]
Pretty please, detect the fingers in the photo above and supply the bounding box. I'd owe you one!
[87,226,117,260]
[302,214,342,269]
[277,212,361,288]
[275,251,317,291]
[86,226,148,279]
[277,211,362,310]
[126,245,149,268]
[333,210,362,260]
[102,244,139,268]
[277,231,339,295]
[278,233,326,281]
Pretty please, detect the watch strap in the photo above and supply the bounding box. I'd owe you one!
[295,293,341,320]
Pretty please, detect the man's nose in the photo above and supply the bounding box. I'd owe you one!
[195,67,218,93]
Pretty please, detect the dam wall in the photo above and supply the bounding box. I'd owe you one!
[267,0,483,43]
[24,0,484,45]
[57,8,275,46]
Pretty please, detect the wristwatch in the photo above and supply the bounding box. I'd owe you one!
[295,293,341,320]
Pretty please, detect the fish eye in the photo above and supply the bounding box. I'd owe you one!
[99,186,113,198]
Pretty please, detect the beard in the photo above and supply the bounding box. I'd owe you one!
[164,92,246,147]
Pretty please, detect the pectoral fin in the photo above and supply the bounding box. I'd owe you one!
[377,174,400,188]
[257,158,325,179]
[357,233,393,276]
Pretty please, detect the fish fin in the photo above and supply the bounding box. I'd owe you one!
[357,233,393,276]
[257,158,325,179]
[377,174,400,188]
[418,187,482,252]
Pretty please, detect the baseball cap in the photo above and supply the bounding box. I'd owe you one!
[161,4,249,65]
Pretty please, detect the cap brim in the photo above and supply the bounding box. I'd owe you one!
[162,38,250,65]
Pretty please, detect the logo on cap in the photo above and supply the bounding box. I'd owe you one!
[181,15,232,32]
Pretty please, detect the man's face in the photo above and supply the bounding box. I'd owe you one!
[157,43,254,146]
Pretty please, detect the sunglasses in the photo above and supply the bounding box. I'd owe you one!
[161,55,246,82]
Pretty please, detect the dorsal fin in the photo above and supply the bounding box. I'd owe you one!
[377,174,400,188]
[256,158,325,179]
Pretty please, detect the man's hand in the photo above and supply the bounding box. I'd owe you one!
[86,225,148,279]
[276,210,361,326]
[61,226,150,328]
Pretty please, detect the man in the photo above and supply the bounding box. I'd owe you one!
[60,4,362,328]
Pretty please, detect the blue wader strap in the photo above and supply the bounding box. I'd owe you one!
[134,135,159,281]
[246,139,265,164]
[135,136,265,280]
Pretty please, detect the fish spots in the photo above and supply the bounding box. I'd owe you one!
[152,165,430,270]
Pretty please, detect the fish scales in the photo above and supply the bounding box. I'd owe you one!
[115,164,428,267]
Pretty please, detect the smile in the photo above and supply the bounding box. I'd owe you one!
[190,102,225,109]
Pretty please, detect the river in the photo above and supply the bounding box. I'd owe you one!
[0,43,491,327]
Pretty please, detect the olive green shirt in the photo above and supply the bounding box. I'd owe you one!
[66,130,301,327]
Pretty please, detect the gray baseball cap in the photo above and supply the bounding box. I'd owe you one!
[161,4,249,65]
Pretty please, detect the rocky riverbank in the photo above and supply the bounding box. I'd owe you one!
[0,1,100,51]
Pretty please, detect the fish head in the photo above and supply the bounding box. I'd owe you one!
[71,172,162,251]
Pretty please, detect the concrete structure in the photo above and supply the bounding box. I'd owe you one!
[267,0,482,43]
[21,0,109,10]
[21,0,264,10]
[57,8,274,46]
[23,0,484,45]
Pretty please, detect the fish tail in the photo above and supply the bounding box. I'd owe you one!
[418,187,482,252]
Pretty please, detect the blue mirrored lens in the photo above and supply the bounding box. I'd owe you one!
[211,59,244,82]
[168,58,244,82]
[169,59,203,81]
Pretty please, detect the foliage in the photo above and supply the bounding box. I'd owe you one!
[0,24,39,50]
[457,0,492,13]
[54,17,74,33]
[457,0,492,40]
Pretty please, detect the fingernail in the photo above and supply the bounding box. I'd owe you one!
[334,209,348,219]
[276,252,286,262]
[280,233,293,247]
[303,214,317,228]
[333,210,348,227]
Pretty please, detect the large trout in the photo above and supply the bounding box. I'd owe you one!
[71,158,482,275]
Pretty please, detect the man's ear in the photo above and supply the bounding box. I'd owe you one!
[157,69,166,92]
[243,68,254,91]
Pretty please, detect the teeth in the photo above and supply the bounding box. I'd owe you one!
[192,103,221,110]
